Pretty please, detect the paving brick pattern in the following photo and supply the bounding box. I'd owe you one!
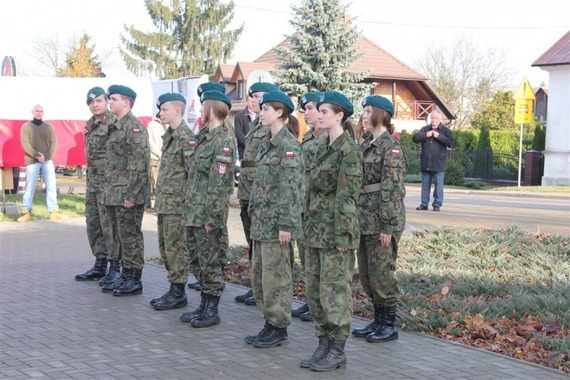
[1,215,568,379]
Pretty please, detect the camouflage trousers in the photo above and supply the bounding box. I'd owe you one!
[306,247,355,341]
[186,226,224,297]
[149,159,159,197]
[251,241,293,329]
[357,230,403,308]
[239,200,252,260]
[188,214,229,284]
[158,214,189,284]
[107,205,144,270]
[85,191,114,260]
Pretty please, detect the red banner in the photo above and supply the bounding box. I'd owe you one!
[0,117,152,167]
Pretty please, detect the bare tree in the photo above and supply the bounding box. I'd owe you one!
[415,36,512,129]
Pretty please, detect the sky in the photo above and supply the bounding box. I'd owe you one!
[0,0,568,90]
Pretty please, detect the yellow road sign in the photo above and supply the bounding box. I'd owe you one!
[513,77,535,100]
[515,99,534,124]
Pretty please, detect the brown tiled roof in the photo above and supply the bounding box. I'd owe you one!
[231,62,275,83]
[532,30,570,67]
[216,64,235,82]
[254,35,426,81]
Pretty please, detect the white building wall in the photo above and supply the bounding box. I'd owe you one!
[542,65,570,186]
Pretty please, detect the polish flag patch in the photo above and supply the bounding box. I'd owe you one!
[392,149,400,156]
[133,128,140,133]
[285,151,295,158]
[189,140,196,147]
[222,147,230,154]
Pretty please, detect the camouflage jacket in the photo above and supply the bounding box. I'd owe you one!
[249,127,305,242]
[358,130,407,235]
[155,121,194,215]
[182,124,235,228]
[237,118,269,201]
[300,127,328,178]
[304,131,363,249]
[85,110,116,193]
[104,111,150,206]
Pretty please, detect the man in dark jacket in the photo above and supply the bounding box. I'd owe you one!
[234,94,256,160]
[412,110,454,211]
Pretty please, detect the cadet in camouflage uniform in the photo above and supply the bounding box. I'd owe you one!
[148,93,194,311]
[234,82,278,305]
[352,96,407,343]
[301,92,363,372]
[179,90,235,328]
[75,87,118,282]
[102,85,150,297]
[291,91,326,321]
[242,91,305,348]
[186,82,232,292]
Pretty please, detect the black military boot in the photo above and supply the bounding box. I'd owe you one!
[352,305,381,338]
[244,295,257,306]
[300,311,313,321]
[99,260,121,286]
[244,320,271,344]
[234,289,252,303]
[180,293,207,323]
[291,303,309,318]
[150,287,172,307]
[75,258,107,281]
[310,340,346,372]
[252,323,288,348]
[153,283,187,310]
[366,306,398,343]
[187,281,202,291]
[101,267,125,293]
[300,336,332,368]
[190,294,220,328]
[113,268,143,296]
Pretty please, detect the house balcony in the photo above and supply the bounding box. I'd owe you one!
[395,100,436,120]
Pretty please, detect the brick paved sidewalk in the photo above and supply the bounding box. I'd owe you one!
[0,216,567,380]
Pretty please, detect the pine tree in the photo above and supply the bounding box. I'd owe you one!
[120,0,243,79]
[57,33,102,77]
[271,0,372,111]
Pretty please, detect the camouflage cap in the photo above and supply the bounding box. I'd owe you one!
[197,82,226,97]
[259,90,295,113]
[200,90,232,110]
[299,92,321,110]
[362,95,394,116]
[317,91,354,117]
[157,92,187,108]
[107,85,137,101]
[248,82,278,97]
[86,87,106,105]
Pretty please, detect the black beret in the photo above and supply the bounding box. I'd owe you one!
[299,92,321,110]
[157,93,187,108]
[361,95,394,116]
[248,82,278,96]
[86,87,106,105]
[200,90,232,110]
[259,90,295,113]
[317,91,354,117]
[107,85,137,101]
[197,82,226,97]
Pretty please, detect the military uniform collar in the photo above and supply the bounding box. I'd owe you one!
[204,124,224,141]
[270,126,288,147]
[371,130,391,147]
[328,130,350,151]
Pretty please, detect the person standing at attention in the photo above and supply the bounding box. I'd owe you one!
[301,92,363,372]
[351,96,407,343]
[149,93,194,311]
[243,90,305,348]
[75,87,118,281]
[179,90,235,328]
[234,82,279,306]
[412,110,454,211]
[101,85,150,297]
[17,104,67,222]
[147,112,167,207]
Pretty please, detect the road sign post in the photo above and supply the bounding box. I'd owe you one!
[513,78,535,188]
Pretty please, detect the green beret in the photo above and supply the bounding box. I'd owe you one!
[157,93,187,108]
[248,82,278,96]
[317,91,354,117]
[200,90,232,110]
[259,90,295,113]
[197,82,226,97]
[108,85,137,101]
[361,95,394,116]
[299,92,321,110]
[86,87,106,105]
